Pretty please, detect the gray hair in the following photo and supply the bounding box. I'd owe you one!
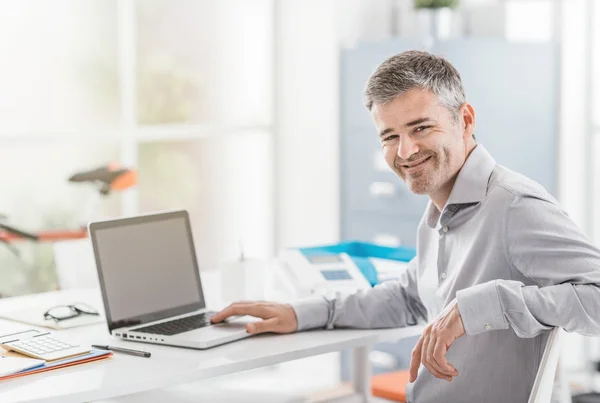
[364,50,466,122]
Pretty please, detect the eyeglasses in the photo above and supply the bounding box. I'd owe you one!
[43,303,99,322]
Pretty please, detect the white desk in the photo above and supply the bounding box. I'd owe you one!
[0,289,424,403]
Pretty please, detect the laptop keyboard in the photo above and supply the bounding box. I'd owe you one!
[132,312,217,336]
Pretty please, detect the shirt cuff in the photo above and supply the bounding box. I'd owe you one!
[456,280,509,336]
[290,296,330,331]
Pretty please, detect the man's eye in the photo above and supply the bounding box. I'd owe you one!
[415,126,431,133]
[383,135,399,141]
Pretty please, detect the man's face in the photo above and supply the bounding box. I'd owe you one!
[371,89,472,196]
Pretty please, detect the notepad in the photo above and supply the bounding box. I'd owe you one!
[0,356,45,377]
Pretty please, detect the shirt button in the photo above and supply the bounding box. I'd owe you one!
[442,226,449,233]
[484,324,492,330]
[440,272,447,280]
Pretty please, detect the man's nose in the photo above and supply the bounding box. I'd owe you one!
[397,135,420,160]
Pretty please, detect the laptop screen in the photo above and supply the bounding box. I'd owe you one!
[90,211,205,331]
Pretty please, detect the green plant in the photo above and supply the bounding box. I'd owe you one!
[414,0,459,8]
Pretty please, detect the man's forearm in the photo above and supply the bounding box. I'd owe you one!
[291,278,428,331]
[457,279,600,337]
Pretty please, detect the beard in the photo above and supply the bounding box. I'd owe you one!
[393,148,450,195]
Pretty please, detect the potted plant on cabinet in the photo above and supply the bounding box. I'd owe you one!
[414,0,459,41]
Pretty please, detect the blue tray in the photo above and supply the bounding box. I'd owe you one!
[297,241,416,286]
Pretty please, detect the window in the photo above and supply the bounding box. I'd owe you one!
[0,1,119,134]
[138,131,273,268]
[136,0,271,127]
[0,0,273,295]
[0,140,122,296]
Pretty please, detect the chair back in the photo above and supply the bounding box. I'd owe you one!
[528,327,563,403]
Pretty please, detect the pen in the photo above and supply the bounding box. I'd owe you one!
[92,345,151,358]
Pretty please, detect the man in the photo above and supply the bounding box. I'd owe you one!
[212,50,600,402]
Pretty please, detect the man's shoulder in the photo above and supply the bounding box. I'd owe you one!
[485,164,558,207]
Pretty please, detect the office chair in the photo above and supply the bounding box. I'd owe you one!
[528,327,567,403]
[371,327,565,403]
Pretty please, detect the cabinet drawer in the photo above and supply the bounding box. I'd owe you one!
[341,211,422,248]
[343,176,429,216]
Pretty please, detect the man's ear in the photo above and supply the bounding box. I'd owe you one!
[460,102,476,140]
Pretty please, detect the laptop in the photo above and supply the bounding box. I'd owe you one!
[88,210,257,349]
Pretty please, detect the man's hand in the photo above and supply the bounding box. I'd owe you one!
[211,301,299,334]
[409,299,465,383]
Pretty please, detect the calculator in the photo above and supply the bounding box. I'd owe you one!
[0,330,91,361]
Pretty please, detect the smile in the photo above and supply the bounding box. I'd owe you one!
[402,156,432,171]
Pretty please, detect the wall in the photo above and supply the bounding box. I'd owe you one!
[276,0,340,249]
[557,0,592,373]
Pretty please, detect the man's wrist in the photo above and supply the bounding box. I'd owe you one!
[285,303,300,332]
[290,296,330,331]
[456,281,508,336]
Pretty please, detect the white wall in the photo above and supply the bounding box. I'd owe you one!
[276,0,340,249]
[273,2,342,385]
[557,0,593,374]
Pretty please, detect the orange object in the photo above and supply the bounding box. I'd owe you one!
[68,163,137,193]
[110,169,137,191]
[0,228,88,242]
[371,370,410,402]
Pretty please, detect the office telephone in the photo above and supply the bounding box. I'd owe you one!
[277,249,372,298]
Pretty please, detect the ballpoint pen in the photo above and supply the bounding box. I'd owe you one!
[92,345,151,358]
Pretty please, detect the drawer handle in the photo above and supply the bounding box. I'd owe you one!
[373,234,401,247]
[369,350,398,370]
[373,151,389,172]
[369,181,396,197]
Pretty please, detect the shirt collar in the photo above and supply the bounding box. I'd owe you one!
[425,144,496,229]
[446,144,496,206]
